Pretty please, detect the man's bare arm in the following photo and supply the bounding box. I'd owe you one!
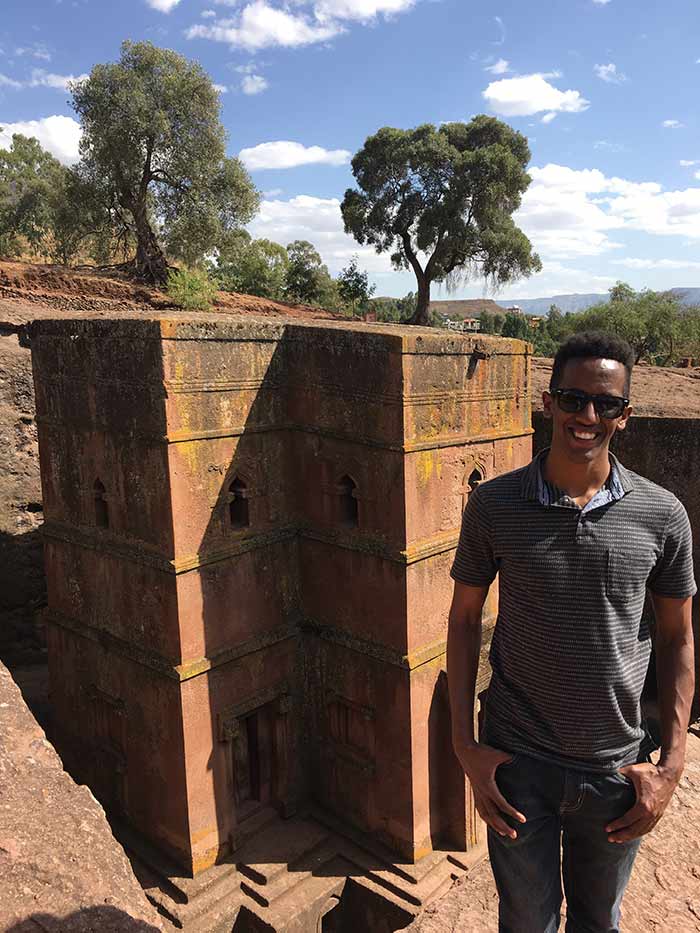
[606,593,695,843]
[447,581,526,838]
[447,580,487,752]
[654,593,695,776]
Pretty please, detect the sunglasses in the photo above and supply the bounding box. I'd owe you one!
[552,388,629,419]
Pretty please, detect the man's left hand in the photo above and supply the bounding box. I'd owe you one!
[605,762,681,843]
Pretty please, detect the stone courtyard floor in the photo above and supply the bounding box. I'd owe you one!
[409,728,700,933]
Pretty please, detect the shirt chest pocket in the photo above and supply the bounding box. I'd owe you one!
[606,546,656,605]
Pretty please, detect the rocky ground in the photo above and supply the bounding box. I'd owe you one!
[408,730,700,933]
[0,661,163,933]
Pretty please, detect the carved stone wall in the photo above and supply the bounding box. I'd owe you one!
[29,317,531,877]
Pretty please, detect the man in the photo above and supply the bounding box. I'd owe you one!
[447,332,696,933]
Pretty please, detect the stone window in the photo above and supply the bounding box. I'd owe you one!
[336,475,358,528]
[326,694,374,764]
[93,479,109,528]
[229,476,249,529]
[468,467,483,492]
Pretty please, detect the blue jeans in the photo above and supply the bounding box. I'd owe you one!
[488,752,642,933]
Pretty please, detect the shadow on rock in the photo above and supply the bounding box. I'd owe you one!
[6,905,163,933]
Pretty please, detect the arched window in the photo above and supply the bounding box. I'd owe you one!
[229,477,249,529]
[94,479,109,529]
[337,475,358,527]
[468,467,483,493]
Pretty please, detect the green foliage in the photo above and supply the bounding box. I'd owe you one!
[213,231,289,300]
[337,256,376,316]
[0,133,67,258]
[478,310,505,334]
[501,310,531,340]
[572,285,688,364]
[166,266,218,311]
[70,40,259,283]
[341,116,541,325]
[284,239,330,304]
[368,292,417,322]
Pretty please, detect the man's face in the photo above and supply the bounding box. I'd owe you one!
[542,357,632,464]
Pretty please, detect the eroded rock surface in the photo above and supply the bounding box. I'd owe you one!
[0,661,162,932]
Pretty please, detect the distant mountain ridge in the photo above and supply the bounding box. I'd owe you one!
[495,287,700,316]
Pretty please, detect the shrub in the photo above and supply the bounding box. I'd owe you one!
[167,266,218,311]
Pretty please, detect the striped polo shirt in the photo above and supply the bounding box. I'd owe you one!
[451,450,697,772]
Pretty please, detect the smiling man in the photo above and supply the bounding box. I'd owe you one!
[447,332,696,933]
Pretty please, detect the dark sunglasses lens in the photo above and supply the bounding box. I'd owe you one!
[557,391,585,413]
[596,397,625,418]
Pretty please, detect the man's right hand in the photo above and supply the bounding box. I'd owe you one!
[455,742,527,839]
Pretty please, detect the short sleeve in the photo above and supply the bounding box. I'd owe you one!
[450,486,498,587]
[648,499,697,598]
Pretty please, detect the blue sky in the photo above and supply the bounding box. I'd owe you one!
[1,0,700,299]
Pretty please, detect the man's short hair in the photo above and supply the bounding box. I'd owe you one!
[549,332,635,395]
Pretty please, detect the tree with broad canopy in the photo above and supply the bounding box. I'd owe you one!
[70,40,259,284]
[341,117,541,326]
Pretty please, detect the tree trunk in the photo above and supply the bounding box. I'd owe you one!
[409,275,431,326]
[130,200,169,286]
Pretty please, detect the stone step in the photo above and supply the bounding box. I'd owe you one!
[236,815,331,887]
[239,838,340,908]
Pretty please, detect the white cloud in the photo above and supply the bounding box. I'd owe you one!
[493,15,505,45]
[313,0,416,23]
[483,73,589,118]
[186,2,343,50]
[0,115,82,164]
[0,73,24,89]
[212,83,229,93]
[594,140,623,152]
[248,193,393,274]
[201,8,217,16]
[0,69,87,91]
[497,261,617,299]
[594,62,626,83]
[186,0,418,50]
[695,170,700,181]
[612,258,700,270]
[241,73,268,94]
[518,162,700,257]
[662,119,683,128]
[515,164,625,259]
[680,159,699,166]
[15,44,51,62]
[592,0,611,5]
[146,0,182,11]
[29,69,88,91]
[239,140,350,170]
[484,58,510,75]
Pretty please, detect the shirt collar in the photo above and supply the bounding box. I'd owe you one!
[522,448,634,502]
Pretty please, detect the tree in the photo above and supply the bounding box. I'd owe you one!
[337,256,376,316]
[573,284,682,364]
[0,133,66,258]
[502,310,531,340]
[341,117,541,326]
[284,240,328,304]
[214,231,289,300]
[70,40,259,284]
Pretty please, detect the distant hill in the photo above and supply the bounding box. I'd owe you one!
[495,287,700,316]
[429,298,504,318]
